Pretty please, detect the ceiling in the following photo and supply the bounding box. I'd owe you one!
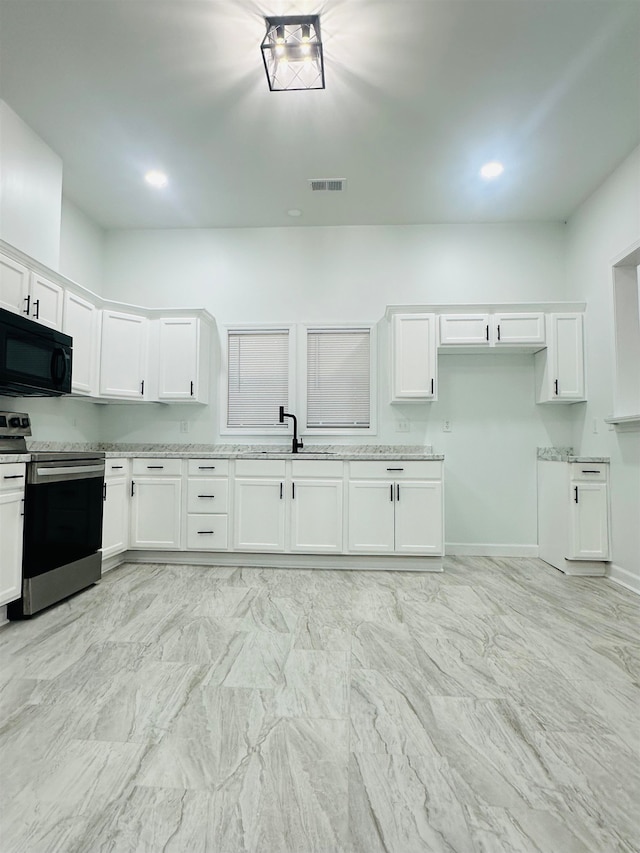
[0,0,638,230]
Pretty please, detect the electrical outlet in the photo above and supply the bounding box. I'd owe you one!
[179,421,189,433]
[442,419,452,433]
[396,419,410,433]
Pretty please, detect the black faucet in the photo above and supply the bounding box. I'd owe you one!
[279,406,303,453]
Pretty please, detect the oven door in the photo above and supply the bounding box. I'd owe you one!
[0,307,72,396]
[22,461,105,577]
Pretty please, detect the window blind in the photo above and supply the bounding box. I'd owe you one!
[227,329,289,428]
[307,328,371,428]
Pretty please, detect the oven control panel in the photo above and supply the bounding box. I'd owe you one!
[0,411,31,437]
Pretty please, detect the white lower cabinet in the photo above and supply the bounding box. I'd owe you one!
[233,461,287,552]
[347,461,443,555]
[101,459,129,561]
[130,459,182,549]
[289,461,344,553]
[186,459,229,551]
[0,463,26,606]
[538,460,609,575]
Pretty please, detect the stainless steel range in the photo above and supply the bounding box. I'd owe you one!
[0,411,105,618]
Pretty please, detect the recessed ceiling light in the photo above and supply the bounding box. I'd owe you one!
[480,161,504,180]
[145,170,168,188]
[287,208,302,217]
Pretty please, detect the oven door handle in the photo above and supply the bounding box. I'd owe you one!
[35,464,105,477]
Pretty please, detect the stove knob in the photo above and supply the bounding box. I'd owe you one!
[9,417,21,427]
[21,417,30,428]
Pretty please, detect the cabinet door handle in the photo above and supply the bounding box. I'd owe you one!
[131,480,135,497]
[396,484,400,502]
[390,484,394,502]
[431,378,434,395]
[387,467,404,471]
[32,299,40,320]
[141,380,145,395]
[24,294,31,315]
[103,482,107,501]
[280,482,283,500]
[486,324,489,341]
[190,381,194,396]
[554,379,559,395]
[292,482,295,499]
[497,324,501,341]
[20,498,24,517]
[574,486,579,503]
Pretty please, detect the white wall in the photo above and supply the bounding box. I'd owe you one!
[0,100,62,269]
[565,146,640,591]
[102,222,572,551]
[59,197,105,294]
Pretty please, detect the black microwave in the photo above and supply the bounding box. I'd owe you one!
[0,307,72,396]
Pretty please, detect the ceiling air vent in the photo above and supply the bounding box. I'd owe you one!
[309,178,347,192]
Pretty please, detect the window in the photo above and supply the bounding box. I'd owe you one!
[225,328,291,430]
[306,327,373,429]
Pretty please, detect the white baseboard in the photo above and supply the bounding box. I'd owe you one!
[607,563,640,596]
[105,550,444,573]
[445,543,539,558]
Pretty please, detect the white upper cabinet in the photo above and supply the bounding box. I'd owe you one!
[493,312,545,346]
[157,316,210,403]
[0,252,30,316]
[0,253,63,329]
[535,313,585,402]
[28,272,64,330]
[99,310,148,399]
[63,291,100,395]
[439,314,490,346]
[391,313,437,401]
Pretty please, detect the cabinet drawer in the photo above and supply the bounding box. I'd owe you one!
[187,479,229,513]
[570,463,608,482]
[291,459,344,478]
[105,457,129,477]
[235,459,286,477]
[132,458,182,476]
[349,460,442,479]
[0,463,26,491]
[186,515,228,550]
[187,458,229,477]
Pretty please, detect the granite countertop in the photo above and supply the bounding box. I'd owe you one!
[24,442,444,462]
[537,447,610,464]
[0,453,30,464]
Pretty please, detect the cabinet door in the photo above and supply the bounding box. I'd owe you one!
[289,479,343,553]
[347,480,395,553]
[233,478,286,552]
[394,480,443,555]
[0,491,24,606]
[439,314,490,346]
[0,252,30,316]
[569,482,609,560]
[130,477,182,549]
[493,313,545,345]
[29,273,64,330]
[101,476,129,559]
[552,314,585,400]
[157,317,199,401]
[100,310,148,398]
[391,314,437,401]
[63,291,99,395]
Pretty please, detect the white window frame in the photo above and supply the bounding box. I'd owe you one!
[220,324,297,436]
[300,323,377,437]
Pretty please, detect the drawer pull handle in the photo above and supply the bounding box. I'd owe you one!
[198,494,215,498]
[198,466,216,470]
[197,530,214,535]
[147,466,164,469]
[574,486,579,504]
[387,468,404,471]
[581,469,601,474]
[110,465,124,470]
[3,474,24,479]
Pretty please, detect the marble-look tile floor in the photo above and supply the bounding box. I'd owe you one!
[0,557,638,853]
